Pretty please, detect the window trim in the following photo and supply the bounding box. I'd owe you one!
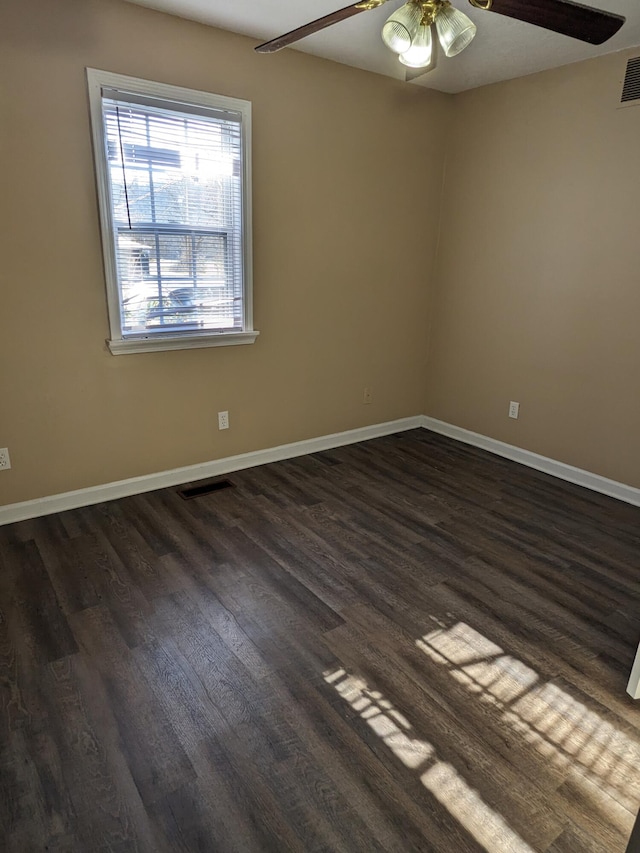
[87,68,258,355]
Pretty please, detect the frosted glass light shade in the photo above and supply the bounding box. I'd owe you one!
[435,4,476,57]
[399,24,433,68]
[382,2,423,55]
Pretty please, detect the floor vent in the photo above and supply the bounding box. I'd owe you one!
[178,479,234,500]
[621,56,640,103]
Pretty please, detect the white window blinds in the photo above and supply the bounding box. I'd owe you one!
[97,84,248,342]
[88,71,255,353]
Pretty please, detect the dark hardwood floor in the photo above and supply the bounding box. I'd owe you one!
[1,429,640,852]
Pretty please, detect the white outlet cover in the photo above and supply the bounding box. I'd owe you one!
[0,447,11,469]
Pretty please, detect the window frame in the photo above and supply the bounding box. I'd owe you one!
[87,68,258,355]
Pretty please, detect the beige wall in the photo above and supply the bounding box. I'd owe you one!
[0,0,451,505]
[3,0,640,509]
[426,49,640,488]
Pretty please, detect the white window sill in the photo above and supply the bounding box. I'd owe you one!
[108,330,259,355]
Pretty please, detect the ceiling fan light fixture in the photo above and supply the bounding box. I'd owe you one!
[381,2,423,54]
[435,3,477,57]
[399,23,433,68]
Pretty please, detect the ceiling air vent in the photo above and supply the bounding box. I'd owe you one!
[621,57,640,104]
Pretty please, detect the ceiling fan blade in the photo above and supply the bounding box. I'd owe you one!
[255,3,378,54]
[479,0,625,45]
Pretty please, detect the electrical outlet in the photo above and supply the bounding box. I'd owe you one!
[363,387,373,405]
[0,448,11,470]
[218,411,229,430]
[508,401,520,419]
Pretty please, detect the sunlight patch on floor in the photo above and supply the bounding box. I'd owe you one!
[421,761,535,853]
[417,621,539,705]
[324,667,535,853]
[417,621,640,818]
[327,668,433,769]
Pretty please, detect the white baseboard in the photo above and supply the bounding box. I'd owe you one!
[0,416,423,526]
[3,413,640,527]
[420,415,640,508]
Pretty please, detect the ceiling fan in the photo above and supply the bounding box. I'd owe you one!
[255,0,625,77]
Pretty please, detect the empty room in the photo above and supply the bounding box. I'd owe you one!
[2,0,640,850]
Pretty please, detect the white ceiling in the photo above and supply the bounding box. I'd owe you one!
[124,0,640,93]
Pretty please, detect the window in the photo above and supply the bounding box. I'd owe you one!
[87,70,257,354]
